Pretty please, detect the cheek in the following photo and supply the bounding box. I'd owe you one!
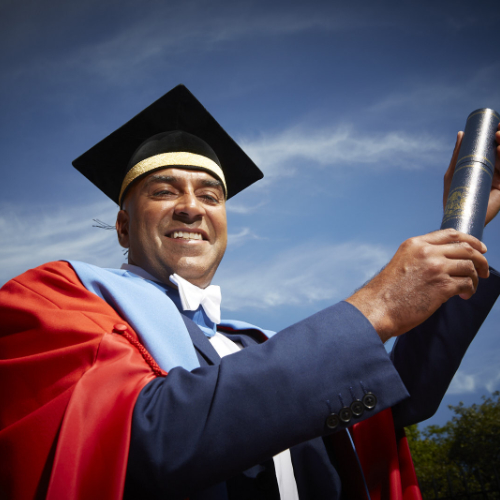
[218,231,228,250]
[136,209,162,236]
[214,231,228,261]
[213,210,227,243]
[128,216,158,253]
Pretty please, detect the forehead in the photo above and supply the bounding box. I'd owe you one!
[142,167,222,186]
[143,166,220,183]
[122,167,224,207]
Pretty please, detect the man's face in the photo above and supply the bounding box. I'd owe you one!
[116,167,227,288]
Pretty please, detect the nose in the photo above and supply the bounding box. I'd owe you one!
[173,192,206,220]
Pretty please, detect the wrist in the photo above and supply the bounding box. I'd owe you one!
[345,286,398,343]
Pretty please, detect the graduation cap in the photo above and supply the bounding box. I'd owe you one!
[73,85,263,205]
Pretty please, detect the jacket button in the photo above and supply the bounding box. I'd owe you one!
[350,400,365,417]
[113,323,128,331]
[362,392,377,410]
[326,413,340,429]
[339,407,352,423]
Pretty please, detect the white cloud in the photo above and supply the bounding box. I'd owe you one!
[227,227,262,247]
[369,83,463,115]
[485,372,500,393]
[239,125,448,185]
[0,201,124,286]
[226,200,267,214]
[2,0,428,86]
[447,368,500,395]
[217,241,391,311]
[2,2,338,85]
[448,371,477,394]
[369,63,500,117]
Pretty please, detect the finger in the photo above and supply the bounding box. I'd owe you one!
[422,228,487,254]
[496,126,500,166]
[484,127,500,226]
[449,262,479,295]
[444,258,481,297]
[495,127,500,164]
[496,128,500,169]
[455,276,477,300]
[485,189,500,226]
[441,242,490,277]
[439,272,477,301]
[439,254,486,285]
[441,259,479,296]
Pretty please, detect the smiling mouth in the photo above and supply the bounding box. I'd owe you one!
[167,231,204,241]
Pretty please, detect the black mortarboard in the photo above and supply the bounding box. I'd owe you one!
[72,84,263,205]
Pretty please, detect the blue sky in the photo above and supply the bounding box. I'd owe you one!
[1,0,499,428]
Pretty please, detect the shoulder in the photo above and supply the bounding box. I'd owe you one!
[2,260,83,294]
[0,261,125,332]
[1,261,83,307]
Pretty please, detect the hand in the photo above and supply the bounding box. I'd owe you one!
[443,124,500,226]
[346,229,489,342]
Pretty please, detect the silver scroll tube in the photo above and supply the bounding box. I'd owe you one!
[441,108,499,241]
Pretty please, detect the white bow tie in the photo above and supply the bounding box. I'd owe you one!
[169,273,221,324]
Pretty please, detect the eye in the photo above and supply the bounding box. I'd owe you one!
[199,193,221,205]
[152,189,175,197]
[202,194,217,202]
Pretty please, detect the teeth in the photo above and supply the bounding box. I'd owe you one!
[172,231,202,240]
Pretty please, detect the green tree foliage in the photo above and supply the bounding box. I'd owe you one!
[406,391,500,499]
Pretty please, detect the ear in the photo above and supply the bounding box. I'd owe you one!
[116,210,130,248]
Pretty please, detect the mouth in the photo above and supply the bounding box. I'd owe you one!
[166,230,206,241]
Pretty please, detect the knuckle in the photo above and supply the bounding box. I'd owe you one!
[444,228,460,240]
[427,257,442,273]
[437,277,456,299]
[419,244,432,259]
[458,277,475,294]
[401,237,417,249]
[460,242,474,256]
[461,260,476,277]
[439,276,453,290]
[467,260,476,274]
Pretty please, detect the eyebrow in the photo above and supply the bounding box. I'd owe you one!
[145,174,223,190]
[145,174,178,186]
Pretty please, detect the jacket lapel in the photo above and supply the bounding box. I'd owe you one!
[180,316,264,365]
[180,314,221,367]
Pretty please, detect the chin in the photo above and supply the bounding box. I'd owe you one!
[171,263,216,288]
[176,271,213,288]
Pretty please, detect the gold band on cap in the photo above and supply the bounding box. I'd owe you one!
[119,151,227,204]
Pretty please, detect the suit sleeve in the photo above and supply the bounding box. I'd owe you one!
[126,301,409,498]
[390,269,500,428]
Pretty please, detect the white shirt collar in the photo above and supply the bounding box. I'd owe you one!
[120,263,221,324]
[120,263,162,283]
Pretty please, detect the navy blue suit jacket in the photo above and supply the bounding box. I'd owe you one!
[125,273,500,499]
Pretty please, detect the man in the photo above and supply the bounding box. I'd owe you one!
[1,85,500,500]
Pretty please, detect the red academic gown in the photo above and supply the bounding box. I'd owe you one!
[0,262,420,500]
[0,261,164,500]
